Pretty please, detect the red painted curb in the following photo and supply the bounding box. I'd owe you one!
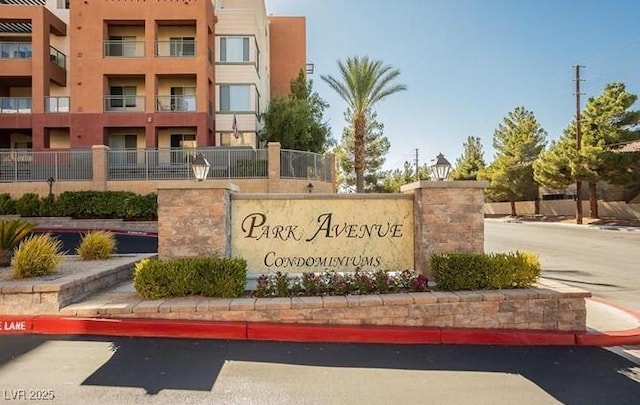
[34,227,158,237]
[0,316,34,334]
[576,330,640,346]
[247,323,442,344]
[441,328,577,346]
[575,298,640,346]
[30,317,246,340]
[2,314,639,347]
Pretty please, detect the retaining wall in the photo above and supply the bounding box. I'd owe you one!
[0,255,153,315]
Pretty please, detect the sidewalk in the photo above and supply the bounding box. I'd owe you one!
[487,215,640,231]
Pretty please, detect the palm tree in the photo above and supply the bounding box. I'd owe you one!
[322,56,407,192]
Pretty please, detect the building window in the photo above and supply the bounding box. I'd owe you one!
[169,37,195,57]
[219,37,250,62]
[170,87,196,111]
[170,134,196,165]
[110,135,138,166]
[14,141,33,150]
[108,36,137,57]
[57,0,69,9]
[219,85,251,112]
[110,86,137,108]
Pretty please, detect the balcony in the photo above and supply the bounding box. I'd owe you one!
[45,96,69,113]
[0,97,32,114]
[103,40,145,57]
[155,39,196,57]
[104,95,145,112]
[155,95,196,112]
[49,46,66,69]
[0,42,32,59]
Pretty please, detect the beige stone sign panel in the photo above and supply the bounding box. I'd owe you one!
[231,197,414,273]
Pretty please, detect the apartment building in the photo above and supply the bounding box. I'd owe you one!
[0,0,307,155]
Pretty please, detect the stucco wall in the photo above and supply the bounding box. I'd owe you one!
[484,200,640,220]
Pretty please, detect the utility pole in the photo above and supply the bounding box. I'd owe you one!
[414,148,420,181]
[574,65,584,224]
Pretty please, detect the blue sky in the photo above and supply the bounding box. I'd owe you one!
[265,0,640,170]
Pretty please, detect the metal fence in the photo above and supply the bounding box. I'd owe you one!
[0,149,92,183]
[0,147,330,183]
[280,149,331,181]
[108,148,268,181]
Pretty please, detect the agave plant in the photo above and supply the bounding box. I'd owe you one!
[0,219,35,267]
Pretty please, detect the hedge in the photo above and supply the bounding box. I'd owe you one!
[133,257,247,299]
[0,191,157,220]
[431,251,541,291]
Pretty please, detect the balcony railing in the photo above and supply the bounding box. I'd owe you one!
[45,96,70,113]
[155,39,196,57]
[108,147,268,180]
[281,149,331,181]
[0,97,32,114]
[49,46,66,69]
[104,95,145,112]
[0,149,92,183]
[155,95,196,112]
[103,40,145,57]
[0,42,32,59]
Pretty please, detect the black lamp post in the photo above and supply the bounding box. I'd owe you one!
[307,182,314,193]
[46,177,55,198]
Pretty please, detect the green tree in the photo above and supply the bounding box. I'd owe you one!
[322,56,407,192]
[451,136,486,180]
[534,82,640,217]
[377,161,430,193]
[261,69,331,152]
[334,109,390,192]
[479,107,547,216]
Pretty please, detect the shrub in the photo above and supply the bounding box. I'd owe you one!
[431,253,488,291]
[12,234,64,279]
[0,219,35,267]
[0,193,16,215]
[133,257,247,299]
[56,191,158,220]
[252,270,428,298]
[15,193,43,217]
[77,230,117,260]
[123,193,157,220]
[431,251,541,291]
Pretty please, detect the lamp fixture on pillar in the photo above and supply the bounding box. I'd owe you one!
[430,153,451,181]
[191,153,210,181]
[307,182,314,193]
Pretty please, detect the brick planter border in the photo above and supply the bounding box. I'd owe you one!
[0,255,155,315]
[59,278,591,332]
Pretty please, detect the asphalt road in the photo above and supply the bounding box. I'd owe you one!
[0,335,639,405]
[485,220,640,312]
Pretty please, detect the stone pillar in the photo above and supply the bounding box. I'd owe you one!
[267,142,281,193]
[401,180,488,277]
[91,145,109,191]
[326,152,337,192]
[157,182,238,259]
